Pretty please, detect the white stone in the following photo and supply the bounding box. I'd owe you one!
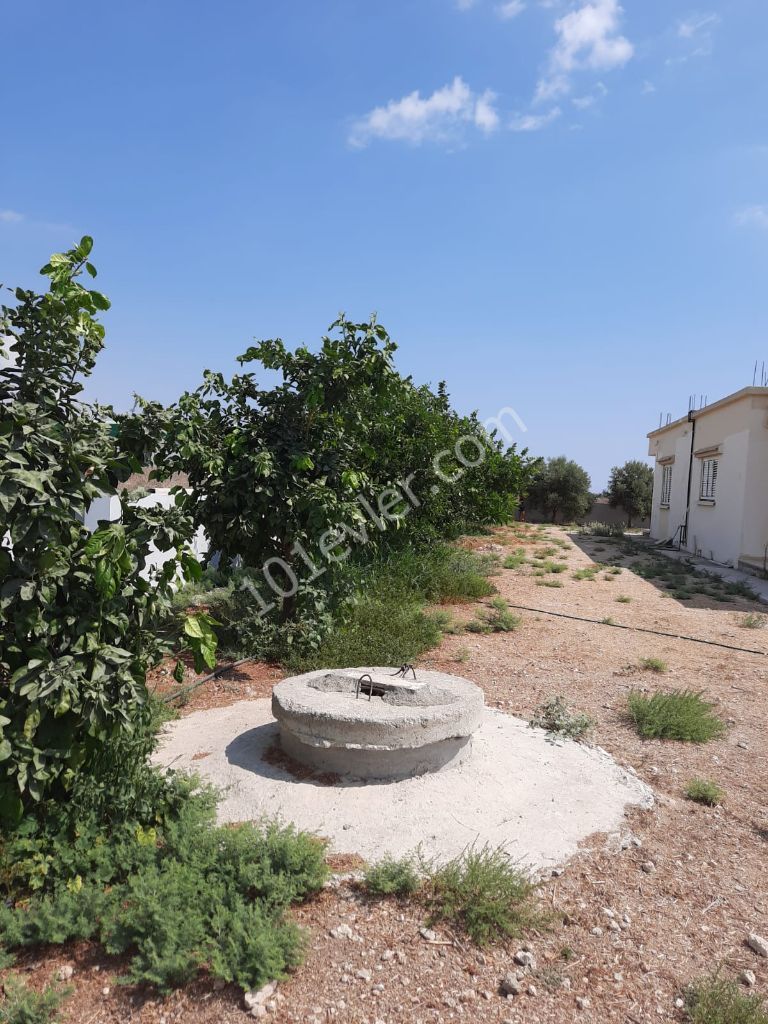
[742,970,757,986]
[500,972,522,996]
[748,933,768,958]
[244,983,278,1012]
[56,966,74,981]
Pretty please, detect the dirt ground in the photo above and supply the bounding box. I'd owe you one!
[7,525,768,1023]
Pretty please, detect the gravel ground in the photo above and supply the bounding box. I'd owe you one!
[6,525,768,1023]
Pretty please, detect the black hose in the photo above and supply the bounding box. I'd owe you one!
[504,603,767,656]
[160,655,261,704]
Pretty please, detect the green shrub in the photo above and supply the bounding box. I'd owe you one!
[572,566,600,581]
[364,856,421,897]
[579,522,625,537]
[466,599,521,634]
[503,550,527,570]
[685,778,725,806]
[639,656,667,673]
[0,793,327,995]
[0,978,70,1024]
[422,845,541,946]
[627,690,726,743]
[289,593,444,671]
[536,578,564,588]
[530,696,593,740]
[739,613,767,629]
[616,595,632,603]
[686,975,768,1024]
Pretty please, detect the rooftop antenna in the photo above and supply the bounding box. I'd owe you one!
[658,411,663,429]
[754,361,758,386]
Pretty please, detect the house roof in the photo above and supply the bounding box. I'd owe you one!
[647,386,768,440]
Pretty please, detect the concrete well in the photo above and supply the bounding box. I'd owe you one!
[271,667,484,781]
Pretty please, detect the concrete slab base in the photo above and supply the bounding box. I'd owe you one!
[154,700,654,872]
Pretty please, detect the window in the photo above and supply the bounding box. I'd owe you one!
[699,458,718,501]
[660,464,672,507]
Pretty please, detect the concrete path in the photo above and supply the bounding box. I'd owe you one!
[154,700,653,872]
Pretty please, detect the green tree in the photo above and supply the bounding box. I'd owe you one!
[527,456,592,523]
[125,318,538,623]
[0,240,215,818]
[607,459,654,527]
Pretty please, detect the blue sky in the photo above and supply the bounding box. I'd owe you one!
[2,0,767,488]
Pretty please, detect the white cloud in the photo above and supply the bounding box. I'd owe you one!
[678,12,719,38]
[572,80,607,108]
[735,206,768,231]
[349,77,499,147]
[535,0,633,102]
[641,79,656,94]
[497,0,526,19]
[456,0,479,9]
[510,106,561,131]
[0,210,24,224]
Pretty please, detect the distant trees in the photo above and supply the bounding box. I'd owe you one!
[608,460,654,527]
[527,456,592,524]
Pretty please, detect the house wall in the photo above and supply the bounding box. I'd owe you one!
[648,390,768,568]
[86,490,208,583]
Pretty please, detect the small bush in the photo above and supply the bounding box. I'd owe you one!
[466,599,521,634]
[503,550,527,570]
[422,845,541,946]
[685,778,725,806]
[686,975,768,1024]
[639,656,667,673]
[0,978,70,1024]
[0,797,328,995]
[579,522,624,537]
[739,613,767,630]
[616,595,632,603]
[364,856,420,897]
[530,696,593,741]
[572,566,600,581]
[627,690,726,743]
[291,594,444,671]
[536,579,564,588]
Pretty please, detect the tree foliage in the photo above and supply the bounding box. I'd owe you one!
[526,456,592,523]
[124,317,538,623]
[0,241,215,817]
[607,459,653,526]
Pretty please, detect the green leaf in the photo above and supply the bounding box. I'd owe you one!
[0,739,11,762]
[173,660,185,684]
[89,290,111,311]
[78,235,94,258]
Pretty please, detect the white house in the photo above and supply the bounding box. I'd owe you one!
[647,387,768,572]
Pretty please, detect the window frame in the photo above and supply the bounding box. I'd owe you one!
[660,464,672,508]
[699,457,718,502]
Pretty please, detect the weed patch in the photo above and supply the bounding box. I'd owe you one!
[627,690,726,742]
[466,599,521,634]
[0,977,70,1024]
[639,657,667,673]
[685,778,725,806]
[503,550,527,570]
[530,696,593,741]
[739,612,767,629]
[686,975,768,1024]
[363,856,420,898]
[421,845,542,946]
